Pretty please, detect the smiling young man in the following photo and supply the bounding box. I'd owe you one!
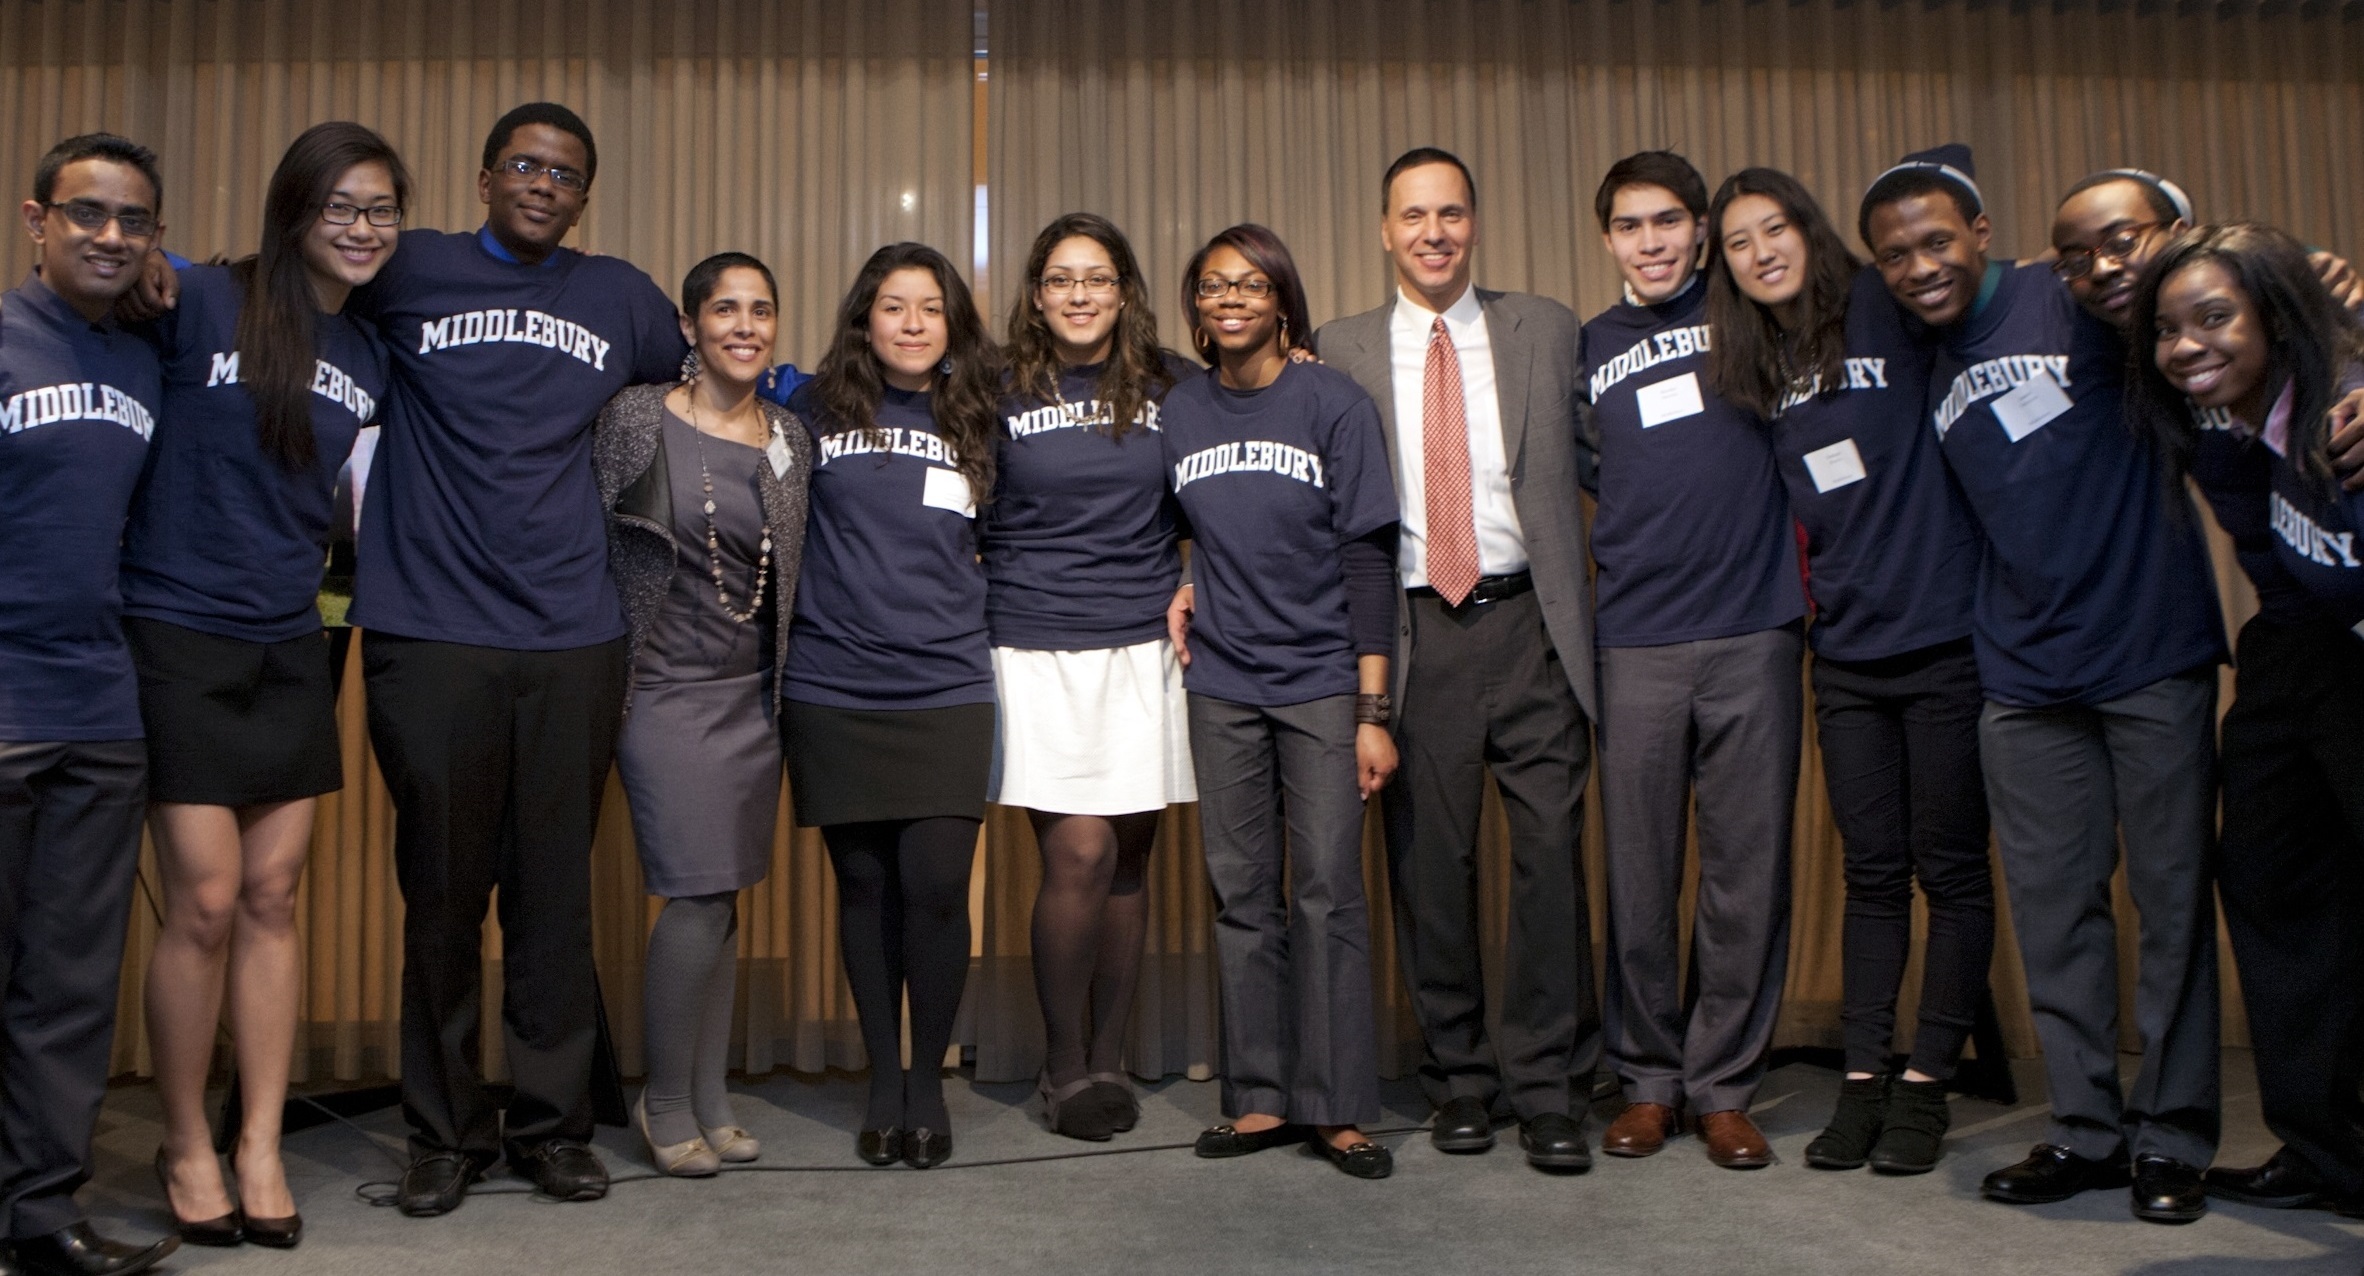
[336,102,688,1217]
[1580,152,1804,1172]
[1862,145,2226,1225]
[0,134,179,1276]
[1310,148,1599,1170]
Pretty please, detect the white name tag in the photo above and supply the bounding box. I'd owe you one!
[1802,438,1868,494]
[766,431,793,480]
[1991,371,2073,442]
[921,465,975,518]
[1634,372,1705,429]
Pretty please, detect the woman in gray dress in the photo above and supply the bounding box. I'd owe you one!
[594,252,811,1177]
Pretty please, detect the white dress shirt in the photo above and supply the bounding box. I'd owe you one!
[1387,285,1528,587]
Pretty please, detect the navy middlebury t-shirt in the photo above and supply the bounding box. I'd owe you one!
[346,227,687,649]
[783,384,994,711]
[1767,268,1978,661]
[2188,407,2320,627]
[1932,262,2223,707]
[1583,278,1804,648]
[982,353,1193,651]
[122,262,388,642]
[0,273,163,741]
[1160,360,1398,707]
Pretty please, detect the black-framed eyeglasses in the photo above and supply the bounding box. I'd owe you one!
[1196,275,1274,299]
[496,155,588,192]
[1038,273,1121,295]
[45,200,158,240]
[2053,221,2166,280]
[321,202,404,228]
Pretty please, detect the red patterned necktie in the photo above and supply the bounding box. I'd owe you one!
[1422,317,1480,606]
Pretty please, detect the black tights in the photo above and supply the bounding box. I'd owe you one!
[823,817,980,1132]
[1027,811,1157,1086]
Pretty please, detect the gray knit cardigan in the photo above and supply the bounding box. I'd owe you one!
[591,381,812,712]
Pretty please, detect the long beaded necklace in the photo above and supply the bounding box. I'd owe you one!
[684,382,774,625]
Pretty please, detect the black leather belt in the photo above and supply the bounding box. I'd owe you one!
[1406,570,1533,608]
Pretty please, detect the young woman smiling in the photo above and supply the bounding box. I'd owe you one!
[986,214,1196,1141]
[1160,224,1401,1179]
[780,243,1001,1169]
[122,121,410,1249]
[595,253,810,1178]
[1702,166,1991,1176]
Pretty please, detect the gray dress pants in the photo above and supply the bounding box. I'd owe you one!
[1189,692,1381,1127]
[1598,624,1802,1114]
[1980,668,2220,1167]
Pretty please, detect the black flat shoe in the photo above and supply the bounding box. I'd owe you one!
[902,1127,952,1169]
[857,1127,904,1166]
[11,1223,177,1276]
[395,1151,485,1218]
[1981,1143,2131,1204]
[1193,1122,1307,1158]
[2204,1147,2328,1209]
[2132,1154,2207,1224]
[151,1148,241,1247]
[1314,1133,1394,1180]
[507,1139,608,1203]
[1040,1073,1116,1142]
[1085,1072,1140,1133]
[1429,1096,1495,1154]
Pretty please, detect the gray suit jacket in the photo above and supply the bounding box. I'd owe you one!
[1312,288,1597,722]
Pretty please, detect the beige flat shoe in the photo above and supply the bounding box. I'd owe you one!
[701,1125,760,1163]
[636,1094,721,1177]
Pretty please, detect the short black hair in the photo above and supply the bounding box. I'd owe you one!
[1859,171,1981,246]
[481,102,598,186]
[1382,147,1476,213]
[682,251,777,315]
[33,132,162,209]
[2060,170,2185,223]
[1593,151,1706,233]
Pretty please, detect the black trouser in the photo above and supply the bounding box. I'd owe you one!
[2218,615,2364,1196]
[363,634,628,1163]
[1809,639,1994,1078]
[1383,589,1595,1120]
[0,739,145,1239]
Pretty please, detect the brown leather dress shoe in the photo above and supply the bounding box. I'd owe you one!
[1602,1102,1679,1158]
[1698,1109,1774,1169]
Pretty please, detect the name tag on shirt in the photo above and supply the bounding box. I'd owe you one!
[767,431,793,480]
[922,465,976,518]
[1802,438,1868,494]
[1634,372,1705,429]
[1992,371,2073,442]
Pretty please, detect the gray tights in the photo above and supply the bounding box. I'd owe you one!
[641,892,740,1146]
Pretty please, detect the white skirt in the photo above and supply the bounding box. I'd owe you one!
[989,638,1197,814]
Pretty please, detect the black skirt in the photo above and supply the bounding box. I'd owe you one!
[781,699,994,827]
[126,616,343,806]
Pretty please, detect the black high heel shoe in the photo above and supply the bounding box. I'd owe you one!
[902,1126,952,1169]
[228,1144,303,1249]
[153,1148,243,1247]
[856,1127,904,1166]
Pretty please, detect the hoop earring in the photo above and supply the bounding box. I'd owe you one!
[1192,327,1212,355]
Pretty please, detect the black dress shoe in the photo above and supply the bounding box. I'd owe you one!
[1193,1122,1308,1158]
[152,1147,241,1246]
[11,1223,177,1276]
[857,1127,904,1166]
[1313,1133,1394,1180]
[1518,1113,1593,1171]
[241,1210,302,1250]
[1980,1143,2131,1204]
[509,1139,608,1202]
[2204,1147,2328,1209]
[902,1127,952,1169]
[1429,1096,1495,1153]
[2132,1154,2207,1224]
[395,1151,486,1218]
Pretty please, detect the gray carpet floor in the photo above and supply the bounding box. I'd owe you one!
[76,1049,2360,1275]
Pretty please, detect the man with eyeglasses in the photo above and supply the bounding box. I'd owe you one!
[1862,145,2226,1224]
[1309,148,1599,1172]
[1,133,179,1276]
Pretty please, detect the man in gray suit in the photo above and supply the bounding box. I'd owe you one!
[1311,148,1599,1171]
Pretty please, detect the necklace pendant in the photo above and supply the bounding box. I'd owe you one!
[703,498,717,515]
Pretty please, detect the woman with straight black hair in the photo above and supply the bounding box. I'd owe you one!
[123,120,410,1249]
[596,252,810,1177]
[1703,166,1992,1175]
[988,213,1195,1141]
[1162,224,1401,1179]
[2130,223,2364,1218]
[781,242,1000,1169]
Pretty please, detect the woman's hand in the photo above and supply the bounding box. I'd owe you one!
[1356,722,1397,800]
[1166,583,1194,668]
[2328,388,2364,493]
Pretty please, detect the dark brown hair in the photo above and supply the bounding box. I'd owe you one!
[1382,147,1475,213]
[809,242,1001,503]
[1593,151,1707,234]
[1004,213,1174,438]
[233,122,410,471]
[1705,167,1861,421]
[1179,224,1313,362]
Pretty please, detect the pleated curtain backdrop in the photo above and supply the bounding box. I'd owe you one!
[5,0,2355,1084]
